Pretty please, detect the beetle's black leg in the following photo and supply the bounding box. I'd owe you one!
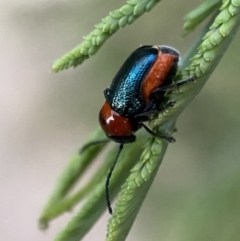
[135,100,176,120]
[134,109,158,120]
[153,76,196,93]
[140,123,175,143]
[79,139,109,154]
[177,75,196,86]
[158,100,176,110]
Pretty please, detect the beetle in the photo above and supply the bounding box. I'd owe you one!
[99,45,194,145]
[96,45,194,214]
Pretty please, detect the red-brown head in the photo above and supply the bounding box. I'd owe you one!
[99,101,136,143]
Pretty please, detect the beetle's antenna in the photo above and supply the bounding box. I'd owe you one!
[141,123,176,143]
[79,139,109,154]
[106,143,124,214]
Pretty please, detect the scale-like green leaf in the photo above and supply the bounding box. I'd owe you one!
[52,0,161,72]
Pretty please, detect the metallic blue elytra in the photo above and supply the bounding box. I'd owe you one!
[104,45,158,117]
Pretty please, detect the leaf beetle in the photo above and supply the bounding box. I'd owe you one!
[84,45,195,214]
[99,45,194,144]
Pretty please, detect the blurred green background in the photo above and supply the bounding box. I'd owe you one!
[1,0,240,241]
